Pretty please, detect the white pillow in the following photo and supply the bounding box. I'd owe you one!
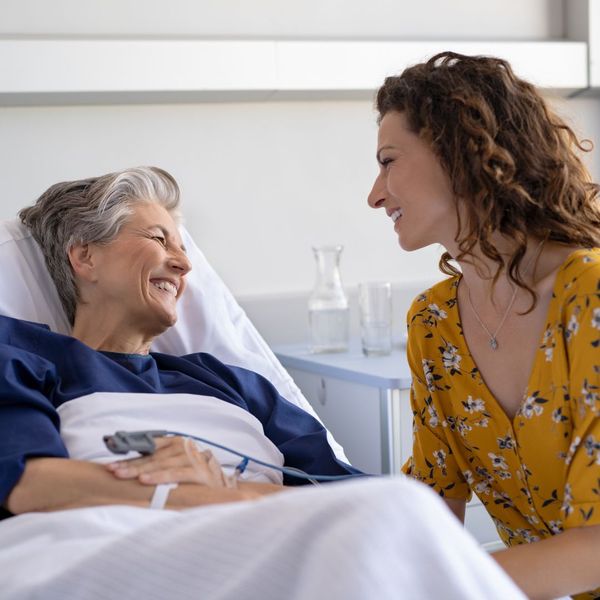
[0,219,347,461]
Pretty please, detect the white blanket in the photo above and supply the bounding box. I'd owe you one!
[0,477,526,600]
[58,392,285,484]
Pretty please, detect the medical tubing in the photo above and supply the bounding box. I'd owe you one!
[164,430,365,483]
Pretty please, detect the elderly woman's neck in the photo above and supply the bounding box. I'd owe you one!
[71,312,156,356]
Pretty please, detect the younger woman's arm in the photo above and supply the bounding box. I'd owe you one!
[493,525,600,600]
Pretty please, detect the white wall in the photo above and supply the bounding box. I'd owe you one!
[0,0,564,39]
[1,0,598,343]
[0,99,436,295]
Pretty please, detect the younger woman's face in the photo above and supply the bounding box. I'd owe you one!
[368,111,458,252]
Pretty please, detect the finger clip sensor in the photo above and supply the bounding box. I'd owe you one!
[103,430,168,456]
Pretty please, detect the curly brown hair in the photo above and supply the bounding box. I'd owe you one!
[375,51,600,306]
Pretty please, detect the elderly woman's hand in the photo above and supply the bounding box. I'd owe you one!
[105,436,232,488]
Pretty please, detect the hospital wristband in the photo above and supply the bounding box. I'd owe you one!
[150,483,179,509]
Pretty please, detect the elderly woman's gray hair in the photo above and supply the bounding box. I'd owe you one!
[19,166,181,326]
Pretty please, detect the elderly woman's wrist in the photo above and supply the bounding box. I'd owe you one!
[237,481,285,498]
[162,483,253,508]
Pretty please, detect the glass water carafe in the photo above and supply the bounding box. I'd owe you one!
[308,245,349,353]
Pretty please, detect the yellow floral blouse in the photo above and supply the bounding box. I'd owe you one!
[402,249,600,600]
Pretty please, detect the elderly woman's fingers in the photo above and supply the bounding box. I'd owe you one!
[105,436,195,475]
[105,436,188,472]
[109,455,194,478]
[106,436,228,487]
[138,467,202,485]
[138,458,226,486]
[114,443,214,478]
[187,443,227,486]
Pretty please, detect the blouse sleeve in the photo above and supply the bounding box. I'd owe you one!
[402,305,472,502]
[0,343,68,506]
[562,287,600,530]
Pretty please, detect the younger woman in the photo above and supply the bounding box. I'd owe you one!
[368,52,600,599]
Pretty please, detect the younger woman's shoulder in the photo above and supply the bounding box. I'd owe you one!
[557,248,600,298]
[407,276,460,321]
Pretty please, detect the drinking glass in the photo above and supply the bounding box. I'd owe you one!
[358,282,392,356]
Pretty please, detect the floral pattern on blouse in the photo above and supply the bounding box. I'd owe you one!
[402,249,600,600]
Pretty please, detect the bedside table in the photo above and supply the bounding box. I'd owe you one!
[274,340,503,551]
[274,340,411,475]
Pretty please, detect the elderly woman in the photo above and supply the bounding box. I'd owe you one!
[0,170,531,600]
[0,166,358,516]
[368,51,600,599]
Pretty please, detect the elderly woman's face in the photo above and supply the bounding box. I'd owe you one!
[85,203,191,334]
[367,111,457,252]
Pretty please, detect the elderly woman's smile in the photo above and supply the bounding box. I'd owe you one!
[151,279,179,295]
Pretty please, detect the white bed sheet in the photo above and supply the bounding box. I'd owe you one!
[58,392,286,484]
[0,477,526,600]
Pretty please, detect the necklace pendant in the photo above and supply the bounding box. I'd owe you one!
[490,337,498,350]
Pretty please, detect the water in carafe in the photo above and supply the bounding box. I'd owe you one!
[308,245,349,353]
[309,306,349,353]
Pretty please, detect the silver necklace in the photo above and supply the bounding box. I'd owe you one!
[465,239,545,351]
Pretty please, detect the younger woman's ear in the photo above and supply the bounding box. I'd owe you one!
[68,243,98,282]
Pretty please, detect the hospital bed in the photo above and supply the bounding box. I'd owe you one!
[0,219,526,599]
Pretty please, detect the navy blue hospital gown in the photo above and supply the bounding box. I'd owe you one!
[0,315,360,509]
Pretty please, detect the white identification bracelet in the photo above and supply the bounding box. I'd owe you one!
[150,483,178,510]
